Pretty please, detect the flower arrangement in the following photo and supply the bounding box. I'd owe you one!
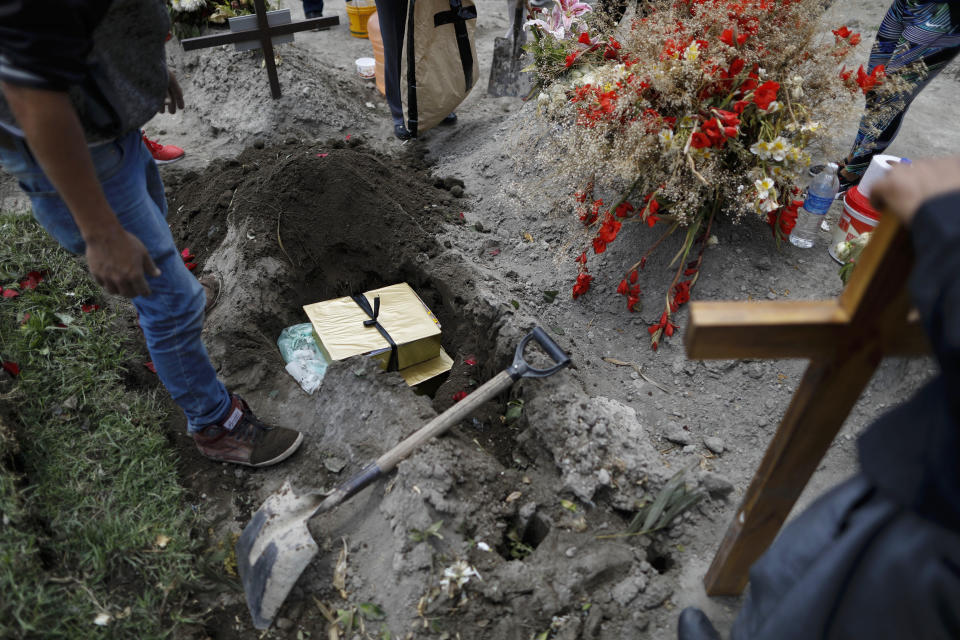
[526,0,904,349]
[166,0,272,38]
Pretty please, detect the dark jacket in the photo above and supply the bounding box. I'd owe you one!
[858,192,960,531]
[731,194,960,640]
[0,0,170,143]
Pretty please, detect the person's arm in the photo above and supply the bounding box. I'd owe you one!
[2,84,160,298]
[871,158,960,408]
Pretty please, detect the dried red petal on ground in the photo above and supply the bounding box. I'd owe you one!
[489,249,501,257]
[144,362,157,374]
[2,289,19,298]
[464,357,477,366]
[316,153,329,158]
[452,390,468,402]
[180,248,194,260]
[2,361,20,376]
[184,262,197,271]
[81,304,100,313]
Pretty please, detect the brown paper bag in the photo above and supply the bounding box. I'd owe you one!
[401,0,478,136]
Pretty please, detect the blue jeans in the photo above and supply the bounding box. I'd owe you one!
[0,129,231,433]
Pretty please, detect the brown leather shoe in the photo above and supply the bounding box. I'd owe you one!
[192,395,303,467]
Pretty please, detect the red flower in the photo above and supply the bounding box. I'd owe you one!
[615,201,635,218]
[180,248,194,261]
[732,100,749,114]
[184,262,197,271]
[855,65,884,93]
[565,52,578,67]
[2,361,20,376]
[728,58,745,76]
[19,270,44,290]
[629,270,639,284]
[839,66,853,81]
[452,391,468,402]
[849,33,861,45]
[690,132,711,148]
[592,237,607,254]
[1,288,19,299]
[597,214,622,243]
[714,109,740,127]
[578,31,592,45]
[81,304,100,313]
[574,252,587,264]
[832,26,851,39]
[572,272,593,299]
[646,214,660,228]
[719,28,748,47]
[617,279,629,295]
[627,294,640,312]
[752,81,779,110]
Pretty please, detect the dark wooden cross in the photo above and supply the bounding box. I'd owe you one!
[181,0,339,99]
[684,213,930,595]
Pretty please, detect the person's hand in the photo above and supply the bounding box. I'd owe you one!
[161,71,185,115]
[85,226,162,298]
[870,157,960,227]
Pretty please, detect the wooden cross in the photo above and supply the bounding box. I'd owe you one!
[181,0,339,99]
[684,213,930,595]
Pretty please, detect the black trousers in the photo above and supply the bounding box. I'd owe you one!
[374,0,408,125]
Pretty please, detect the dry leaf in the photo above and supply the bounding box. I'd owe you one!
[505,491,522,503]
[333,537,349,599]
[522,231,534,242]
[155,534,171,549]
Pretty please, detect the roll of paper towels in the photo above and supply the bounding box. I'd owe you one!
[858,154,908,198]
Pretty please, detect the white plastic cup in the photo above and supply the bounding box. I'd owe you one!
[355,57,376,79]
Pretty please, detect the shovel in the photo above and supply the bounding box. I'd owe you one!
[487,0,531,96]
[237,327,571,629]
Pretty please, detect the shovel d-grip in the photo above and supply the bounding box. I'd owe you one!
[238,327,570,630]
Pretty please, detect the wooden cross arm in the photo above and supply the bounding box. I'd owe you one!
[686,299,930,360]
[181,16,340,50]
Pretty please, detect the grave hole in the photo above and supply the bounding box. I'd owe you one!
[168,141,527,455]
[497,511,551,561]
[647,546,675,574]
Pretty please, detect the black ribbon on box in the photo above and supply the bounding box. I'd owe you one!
[350,294,400,372]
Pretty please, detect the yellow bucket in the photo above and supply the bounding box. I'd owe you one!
[345,1,377,39]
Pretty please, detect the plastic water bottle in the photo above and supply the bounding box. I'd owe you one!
[790,163,839,249]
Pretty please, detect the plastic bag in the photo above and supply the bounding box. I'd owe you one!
[277,323,329,394]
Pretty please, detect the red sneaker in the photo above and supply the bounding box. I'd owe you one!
[142,132,185,164]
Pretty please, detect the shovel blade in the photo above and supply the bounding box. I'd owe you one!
[237,482,324,629]
[488,36,532,97]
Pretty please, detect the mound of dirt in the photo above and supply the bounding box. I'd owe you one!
[163,139,694,639]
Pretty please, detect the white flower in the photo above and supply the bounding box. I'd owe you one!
[759,198,779,213]
[440,561,481,596]
[763,101,781,113]
[683,41,700,62]
[768,137,789,162]
[750,141,770,159]
[801,121,821,133]
[476,541,492,552]
[93,613,112,627]
[171,0,205,12]
[658,129,675,146]
[737,184,745,193]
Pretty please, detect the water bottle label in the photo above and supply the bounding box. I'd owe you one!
[803,192,833,215]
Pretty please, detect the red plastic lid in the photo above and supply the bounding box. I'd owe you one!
[843,185,880,220]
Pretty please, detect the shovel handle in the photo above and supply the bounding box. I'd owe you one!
[376,370,514,472]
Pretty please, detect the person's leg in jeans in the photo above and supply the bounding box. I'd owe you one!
[0,130,302,466]
[0,130,231,428]
[844,0,960,178]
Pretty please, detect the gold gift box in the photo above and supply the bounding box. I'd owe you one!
[303,283,452,386]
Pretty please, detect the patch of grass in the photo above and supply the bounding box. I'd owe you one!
[0,215,205,638]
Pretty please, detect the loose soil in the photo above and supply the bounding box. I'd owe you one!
[3,0,956,637]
